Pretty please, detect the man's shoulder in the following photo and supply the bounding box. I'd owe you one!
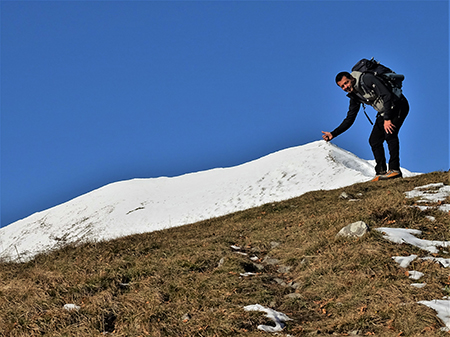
[347,92,359,100]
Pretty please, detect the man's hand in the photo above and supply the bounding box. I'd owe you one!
[384,120,396,134]
[321,131,333,142]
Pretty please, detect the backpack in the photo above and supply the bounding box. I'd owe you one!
[351,58,404,98]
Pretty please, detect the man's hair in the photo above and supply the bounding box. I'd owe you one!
[335,71,352,85]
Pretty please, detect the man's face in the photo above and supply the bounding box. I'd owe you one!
[337,76,354,93]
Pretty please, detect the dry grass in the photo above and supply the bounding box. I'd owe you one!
[0,171,449,336]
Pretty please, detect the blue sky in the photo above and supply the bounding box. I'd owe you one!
[1,0,449,227]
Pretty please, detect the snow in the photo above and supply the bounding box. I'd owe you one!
[381,228,450,329]
[417,300,450,331]
[404,183,450,202]
[376,182,450,332]
[0,140,416,262]
[421,257,450,268]
[63,304,80,311]
[411,283,427,289]
[375,228,450,254]
[392,255,418,268]
[243,304,292,332]
[405,183,450,212]
[408,270,424,280]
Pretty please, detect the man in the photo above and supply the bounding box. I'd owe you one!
[322,70,409,181]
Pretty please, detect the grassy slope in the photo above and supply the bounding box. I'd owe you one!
[0,171,449,336]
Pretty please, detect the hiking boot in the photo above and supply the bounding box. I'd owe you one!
[378,170,402,180]
[371,171,387,182]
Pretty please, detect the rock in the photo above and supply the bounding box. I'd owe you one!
[252,263,265,271]
[274,278,287,286]
[336,221,370,238]
[270,241,281,249]
[181,313,191,322]
[277,265,292,274]
[339,192,352,199]
[287,281,300,290]
[263,256,280,265]
[300,256,313,265]
[285,293,302,299]
[274,278,300,290]
[339,192,361,201]
[217,257,225,268]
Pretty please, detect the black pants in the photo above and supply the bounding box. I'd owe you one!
[369,96,409,174]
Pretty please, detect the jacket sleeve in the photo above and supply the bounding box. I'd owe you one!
[330,96,360,138]
[362,73,394,120]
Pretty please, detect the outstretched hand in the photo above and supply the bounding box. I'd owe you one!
[321,131,333,142]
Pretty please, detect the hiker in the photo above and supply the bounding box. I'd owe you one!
[321,70,409,181]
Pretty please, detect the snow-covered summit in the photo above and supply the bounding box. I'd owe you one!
[0,141,416,261]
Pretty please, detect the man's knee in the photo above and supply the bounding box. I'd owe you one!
[369,133,384,148]
[386,136,400,151]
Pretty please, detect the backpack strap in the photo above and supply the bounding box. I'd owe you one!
[362,103,373,125]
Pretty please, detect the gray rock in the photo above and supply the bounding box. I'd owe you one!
[217,257,225,268]
[339,192,361,202]
[336,221,370,238]
[270,241,281,249]
[300,256,313,265]
[339,192,352,199]
[263,256,280,265]
[287,281,300,290]
[252,263,265,271]
[274,278,287,286]
[181,313,191,322]
[277,265,292,274]
[285,293,302,299]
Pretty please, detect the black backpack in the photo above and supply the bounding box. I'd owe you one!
[352,58,404,98]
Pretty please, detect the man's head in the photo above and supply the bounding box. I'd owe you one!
[335,71,355,93]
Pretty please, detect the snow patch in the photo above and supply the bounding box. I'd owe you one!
[418,300,450,331]
[392,255,418,268]
[375,227,450,254]
[243,304,292,333]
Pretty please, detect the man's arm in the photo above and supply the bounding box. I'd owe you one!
[326,96,361,139]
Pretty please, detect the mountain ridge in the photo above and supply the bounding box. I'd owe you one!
[0,141,416,262]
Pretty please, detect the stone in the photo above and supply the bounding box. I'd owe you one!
[277,265,292,274]
[336,221,370,238]
[181,313,191,322]
[285,293,302,299]
[217,257,225,268]
[274,278,287,286]
[339,192,361,201]
[339,192,351,199]
[270,241,281,249]
[287,281,300,290]
[252,263,265,271]
[263,256,280,265]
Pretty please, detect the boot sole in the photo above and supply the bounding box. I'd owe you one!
[378,174,402,181]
